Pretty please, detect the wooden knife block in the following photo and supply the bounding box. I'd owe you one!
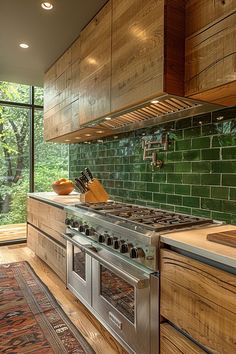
[79,178,109,203]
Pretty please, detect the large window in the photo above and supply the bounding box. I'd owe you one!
[0,81,68,227]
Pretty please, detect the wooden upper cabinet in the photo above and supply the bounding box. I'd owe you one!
[185,0,236,105]
[111,0,185,113]
[79,1,111,126]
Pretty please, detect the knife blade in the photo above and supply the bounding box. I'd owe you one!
[78,176,89,192]
[85,167,94,181]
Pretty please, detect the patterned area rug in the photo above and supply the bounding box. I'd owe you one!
[0,261,95,353]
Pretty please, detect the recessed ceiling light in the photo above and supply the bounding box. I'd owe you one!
[65,139,70,142]
[41,2,53,10]
[151,99,159,104]
[19,43,29,49]
[216,116,224,121]
[97,130,104,134]
[75,137,81,139]
[85,134,91,137]
[105,117,112,120]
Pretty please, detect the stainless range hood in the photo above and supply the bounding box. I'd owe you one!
[84,94,224,134]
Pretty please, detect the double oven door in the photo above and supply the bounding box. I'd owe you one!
[66,234,158,354]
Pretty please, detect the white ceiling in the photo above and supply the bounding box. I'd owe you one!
[0,0,107,87]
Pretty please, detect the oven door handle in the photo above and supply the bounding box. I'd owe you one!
[64,233,150,289]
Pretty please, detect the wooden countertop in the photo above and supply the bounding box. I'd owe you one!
[28,192,81,208]
[161,224,236,269]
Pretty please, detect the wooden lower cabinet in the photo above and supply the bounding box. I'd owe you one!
[160,323,206,354]
[27,223,66,283]
[27,197,66,246]
[160,249,236,354]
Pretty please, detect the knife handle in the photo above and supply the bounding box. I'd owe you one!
[85,168,94,180]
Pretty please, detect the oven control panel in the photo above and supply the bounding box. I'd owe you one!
[65,213,156,271]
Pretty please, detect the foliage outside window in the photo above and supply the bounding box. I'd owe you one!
[0,81,68,225]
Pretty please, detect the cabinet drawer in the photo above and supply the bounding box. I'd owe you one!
[160,323,206,354]
[27,197,66,246]
[27,224,38,253]
[36,229,66,283]
[160,249,236,354]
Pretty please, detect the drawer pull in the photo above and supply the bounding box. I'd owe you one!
[109,312,122,330]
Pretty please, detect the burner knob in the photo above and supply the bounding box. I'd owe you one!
[79,225,84,232]
[85,228,93,236]
[98,234,105,243]
[113,240,120,249]
[120,243,128,253]
[130,247,138,258]
[72,220,79,228]
[65,218,71,226]
[106,236,113,246]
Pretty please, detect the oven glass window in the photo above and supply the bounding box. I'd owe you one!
[100,265,135,323]
[73,245,86,280]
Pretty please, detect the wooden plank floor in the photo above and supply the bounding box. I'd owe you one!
[0,244,128,354]
[0,223,26,242]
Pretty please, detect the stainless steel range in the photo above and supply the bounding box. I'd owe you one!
[63,202,214,354]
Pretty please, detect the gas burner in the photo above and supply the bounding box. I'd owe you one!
[75,202,213,232]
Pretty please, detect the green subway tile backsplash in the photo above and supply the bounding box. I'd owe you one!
[69,107,236,224]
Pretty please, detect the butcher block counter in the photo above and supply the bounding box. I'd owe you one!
[28,191,81,208]
[160,224,236,270]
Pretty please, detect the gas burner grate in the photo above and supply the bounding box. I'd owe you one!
[75,202,213,231]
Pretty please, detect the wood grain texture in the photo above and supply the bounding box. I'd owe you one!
[79,1,111,125]
[160,249,236,354]
[160,323,206,354]
[111,0,185,113]
[185,7,236,104]
[207,229,236,248]
[0,245,127,354]
[186,0,236,37]
[27,197,66,246]
[27,224,38,253]
[0,223,26,242]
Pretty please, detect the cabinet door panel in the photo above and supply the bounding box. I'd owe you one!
[111,0,164,112]
[160,249,236,354]
[79,1,111,125]
[185,12,236,98]
[186,0,236,36]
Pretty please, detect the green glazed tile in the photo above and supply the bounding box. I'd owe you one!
[201,198,222,211]
[201,148,220,160]
[166,194,183,205]
[211,211,233,223]
[212,135,236,147]
[182,174,201,185]
[191,208,211,218]
[167,151,182,161]
[175,139,191,151]
[192,185,210,197]
[159,204,175,211]
[222,147,236,159]
[184,127,201,139]
[212,107,236,122]
[175,184,191,195]
[153,174,167,183]
[175,206,192,215]
[175,162,192,172]
[230,188,236,200]
[153,193,167,203]
[193,113,211,126]
[221,200,236,214]
[201,174,221,185]
[176,117,192,130]
[135,182,147,191]
[212,161,236,173]
[192,162,211,173]
[222,174,236,187]
[211,187,229,199]
[183,196,200,208]
[167,173,183,184]
[183,150,201,161]
[192,137,210,149]
[160,183,175,194]
[147,183,160,193]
